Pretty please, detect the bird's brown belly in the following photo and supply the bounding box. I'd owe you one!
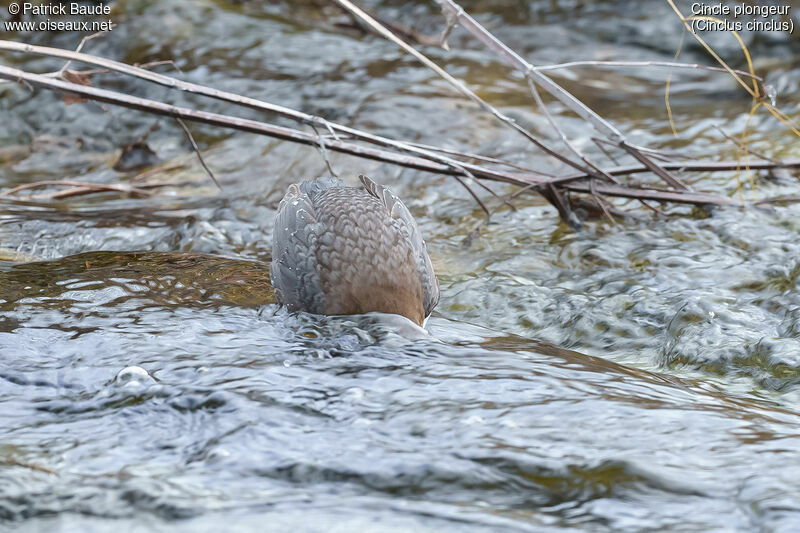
[313,191,426,325]
[322,281,425,325]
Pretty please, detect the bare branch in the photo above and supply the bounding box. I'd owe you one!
[327,1,605,181]
[310,122,339,178]
[56,30,111,77]
[2,50,800,214]
[175,118,222,190]
[453,175,491,217]
[0,40,555,185]
[0,180,153,198]
[713,125,779,164]
[532,59,763,81]
[434,0,690,190]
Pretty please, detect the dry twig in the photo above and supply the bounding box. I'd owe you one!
[433,0,690,191]
[2,63,799,210]
[175,118,222,189]
[0,180,154,199]
[1,12,799,220]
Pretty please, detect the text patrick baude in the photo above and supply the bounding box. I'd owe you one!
[19,3,111,16]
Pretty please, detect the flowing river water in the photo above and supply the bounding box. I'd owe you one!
[1,1,800,531]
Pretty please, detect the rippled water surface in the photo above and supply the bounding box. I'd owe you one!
[2,1,800,531]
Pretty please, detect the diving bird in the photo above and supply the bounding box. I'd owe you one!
[271,175,439,326]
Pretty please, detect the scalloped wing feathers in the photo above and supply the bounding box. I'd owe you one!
[359,175,440,317]
[271,181,331,313]
[272,176,439,322]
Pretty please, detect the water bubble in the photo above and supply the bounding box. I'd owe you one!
[207,447,232,464]
[344,387,365,402]
[764,84,777,107]
[113,366,154,388]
